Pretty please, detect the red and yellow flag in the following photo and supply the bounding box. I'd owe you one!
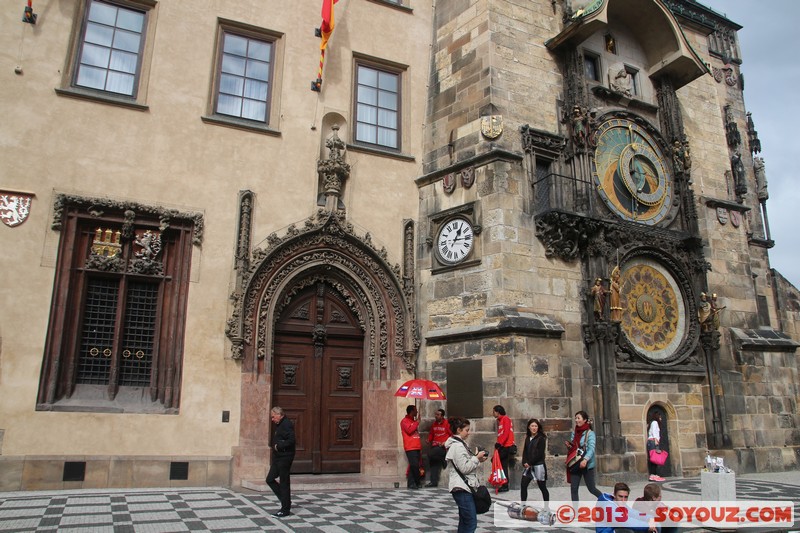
[313,0,339,91]
[320,0,337,51]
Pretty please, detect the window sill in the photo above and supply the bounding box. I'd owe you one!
[365,0,413,14]
[36,385,177,414]
[201,115,281,136]
[347,143,416,162]
[55,87,149,112]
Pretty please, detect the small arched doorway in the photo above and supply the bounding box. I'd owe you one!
[646,404,672,477]
[272,282,364,474]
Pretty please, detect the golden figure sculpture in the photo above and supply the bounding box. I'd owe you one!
[698,292,712,332]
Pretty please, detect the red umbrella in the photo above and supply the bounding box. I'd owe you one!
[488,449,508,493]
[394,379,446,400]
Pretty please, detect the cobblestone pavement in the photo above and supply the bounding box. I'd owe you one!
[0,472,797,532]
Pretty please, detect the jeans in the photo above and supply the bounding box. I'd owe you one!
[452,490,478,533]
[266,455,294,512]
[406,449,422,487]
[570,467,602,502]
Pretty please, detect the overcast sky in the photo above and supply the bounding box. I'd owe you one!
[700,0,800,287]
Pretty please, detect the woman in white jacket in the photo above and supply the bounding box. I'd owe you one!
[446,417,489,533]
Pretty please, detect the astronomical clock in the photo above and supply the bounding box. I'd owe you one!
[590,115,697,365]
[617,258,689,363]
[592,117,672,226]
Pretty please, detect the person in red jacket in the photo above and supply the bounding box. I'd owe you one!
[493,404,515,493]
[401,404,422,489]
[425,408,452,487]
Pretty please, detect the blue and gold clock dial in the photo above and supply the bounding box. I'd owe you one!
[592,118,672,225]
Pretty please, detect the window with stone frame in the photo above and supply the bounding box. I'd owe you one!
[73,0,152,98]
[626,65,640,96]
[583,51,601,82]
[354,61,402,150]
[37,196,201,414]
[214,28,276,123]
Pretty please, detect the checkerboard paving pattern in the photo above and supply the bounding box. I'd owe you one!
[1,478,798,532]
[0,487,589,533]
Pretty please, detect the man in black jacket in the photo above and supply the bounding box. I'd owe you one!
[266,406,296,517]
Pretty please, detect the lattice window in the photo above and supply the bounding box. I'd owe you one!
[38,198,198,413]
[77,278,119,384]
[120,281,159,386]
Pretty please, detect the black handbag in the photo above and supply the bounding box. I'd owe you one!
[450,444,492,514]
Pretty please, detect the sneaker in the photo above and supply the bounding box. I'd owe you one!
[654,475,665,482]
[272,510,291,518]
[648,475,657,481]
[424,482,437,488]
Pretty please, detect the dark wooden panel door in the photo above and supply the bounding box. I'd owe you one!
[272,284,363,474]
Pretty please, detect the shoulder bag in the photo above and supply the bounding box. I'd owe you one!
[565,431,588,469]
[450,444,492,514]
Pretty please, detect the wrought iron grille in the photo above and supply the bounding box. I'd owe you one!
[532,171,595,218]
[77,278,119,384]
[120,281,158,386]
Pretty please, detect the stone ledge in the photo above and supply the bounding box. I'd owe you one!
[426,307,564,345]
[729,327,800,352]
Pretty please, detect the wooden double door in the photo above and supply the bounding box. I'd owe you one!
[272,284,364,473]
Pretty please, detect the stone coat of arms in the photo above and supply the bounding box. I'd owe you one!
[0,191,34,227]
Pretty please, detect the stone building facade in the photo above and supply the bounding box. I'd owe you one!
[0,0,797,491]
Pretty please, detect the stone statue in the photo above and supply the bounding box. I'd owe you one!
[570,105,587,147]
[591,278,606,320]
[608,62,632,96]
[731,152,747,196]
[682,138,692,172]
[710,293,725,331]
[672,140,685,174]
[671,137,691,176]
[754,156,768,201]
[610,266,622,322]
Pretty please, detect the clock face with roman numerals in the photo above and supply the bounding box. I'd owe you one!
[436,217,474,265]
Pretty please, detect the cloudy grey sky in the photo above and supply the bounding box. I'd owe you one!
[701,0,800,287]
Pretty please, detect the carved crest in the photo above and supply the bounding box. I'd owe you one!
[713,65,738,87]
[480,115,503,140]
[716,208,729,225]
[0,191,33,227]
[730,210,741,228]
[442,172,456,194]
[460,166,475,188]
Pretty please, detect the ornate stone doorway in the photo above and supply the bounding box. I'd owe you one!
[273,283,364,474]
[227,211,418,486]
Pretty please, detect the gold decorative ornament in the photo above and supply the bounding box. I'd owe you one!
[480,115,503,140]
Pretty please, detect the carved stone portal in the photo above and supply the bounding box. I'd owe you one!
[226,210,419,374]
